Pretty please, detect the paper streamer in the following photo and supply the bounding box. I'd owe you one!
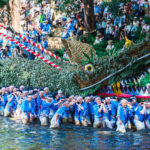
[0,24,68,64]
[0,32,62,70]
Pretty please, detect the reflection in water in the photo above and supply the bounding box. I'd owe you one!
[0,117,150,149]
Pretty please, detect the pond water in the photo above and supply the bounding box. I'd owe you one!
[0,117,150,150]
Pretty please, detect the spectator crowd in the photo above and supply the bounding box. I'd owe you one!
[0,0,150,59]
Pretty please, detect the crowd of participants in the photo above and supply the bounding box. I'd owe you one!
[0,85,150,133]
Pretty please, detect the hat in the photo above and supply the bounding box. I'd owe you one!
[70,15,75,18]
[58,90,62,94]
[33,90,38,95]
[112,95,117,99]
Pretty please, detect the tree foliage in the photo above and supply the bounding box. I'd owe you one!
[101,0,131,16]
[60,0,81,14]
[0,0,9,8]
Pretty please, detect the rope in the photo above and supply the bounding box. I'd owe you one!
[0,24,69,64]
[0,32,62,71]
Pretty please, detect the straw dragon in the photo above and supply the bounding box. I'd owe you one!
[0,34,150,96]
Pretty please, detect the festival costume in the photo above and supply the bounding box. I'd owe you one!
[93,104,105,128]
[40,100,51,125]
[74,102,88,126]
[116,105,131,133]
[50,106,67,128]
[61,32,71,40]
[21,100,35,123]
[4,94,15,117]
[145,108,150,129]
[134,105,145,130]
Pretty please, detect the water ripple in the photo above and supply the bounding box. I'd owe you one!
[0,117,149,149]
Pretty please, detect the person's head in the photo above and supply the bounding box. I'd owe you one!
[29,90,33,95]
[112,95,118,101]
[104,13,107,18]
[96,36,99,40]
[19,92,24,99]
[121,99,127,108]
[64,27,68,33]
[63,101,70,107]
[58,90,63,97]
[47,4,51,8]
[5,46,9,51]
[68,18,72,23]
[23,91,28,98]
[9,85,14,93]
[105,97,111,104]
[94,2,97,6]
[6,87,9,93]
[108,40,113,45]
[77,96,83,104]
[69,95,74,101]
[13,88,18,93]
[1,87,5,94]
[59,11,62,14]
[35,11,39,17]
[33,92,38,99]
[39,91,44,97]
[96,97,101,105]
[139,102,145,107]
[85,97,90,103]
[47,97,53,103]
[130,22,133,25]
[145,103,149,109]
[130,96,137,104]
[115,25,119,30]
[44,87,49,95]
[20,85,25,92]
[28,95,33,102]
[148,103,150,109]
[107,19,111,24]
[90,96,95,102]
[98,32,102,37]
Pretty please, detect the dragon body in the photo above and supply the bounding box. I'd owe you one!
[0,34,150,96]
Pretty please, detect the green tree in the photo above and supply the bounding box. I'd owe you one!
[0,0,9,7]
[60,0,96,33]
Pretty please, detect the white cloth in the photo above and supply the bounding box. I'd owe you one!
[116,121,127,133]
[134,117,145,130]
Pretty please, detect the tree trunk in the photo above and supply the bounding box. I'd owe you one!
[9,0,21,33]
[83,0,96,33]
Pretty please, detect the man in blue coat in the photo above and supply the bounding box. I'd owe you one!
[42,20,52,37]
[93,97,107,128]
[21,95,35,124]
[61,28,71,40]
[134,103,146,130]
[4,86,16,117]
[116,99,132,133]
[39,98,53,126]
